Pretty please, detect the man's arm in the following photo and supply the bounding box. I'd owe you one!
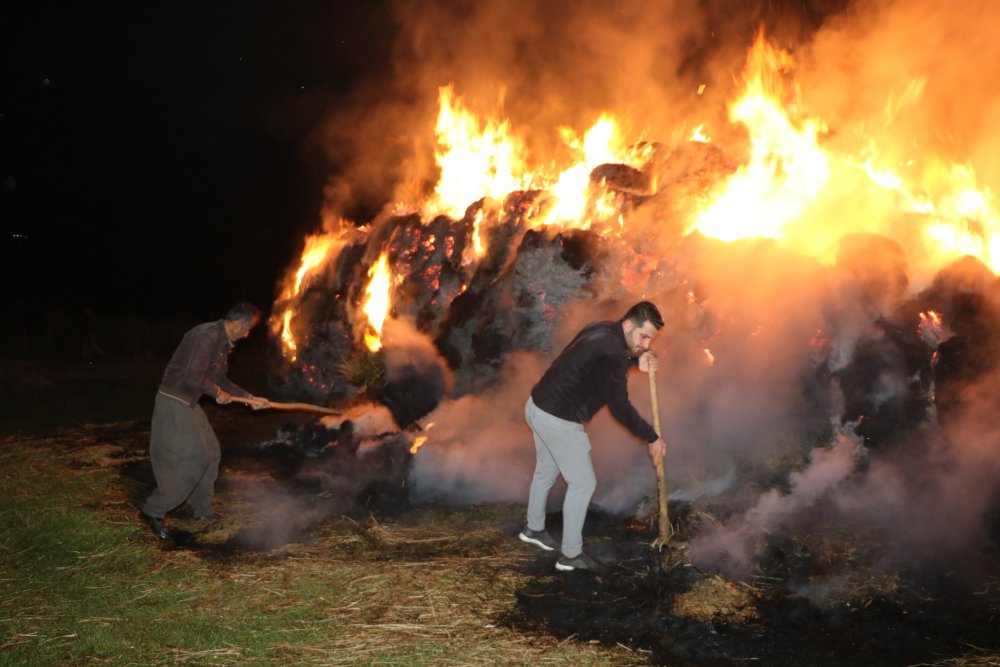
[596,356,659,443]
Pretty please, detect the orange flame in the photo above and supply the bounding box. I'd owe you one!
[410,421,436,454]
[362,251,393,352]
[462,208,487,266]
[273,232,342,362]
[542,115,620,226]
[424,84,655,233]
[426,85,531,220]
[691,29,829,243]
[679,28,1000,277]
[409,435,428,455]
[690,124,711,143]
[541,115,654,229]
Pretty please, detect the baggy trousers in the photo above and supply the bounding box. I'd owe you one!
[524,396,596,558]
[142,392,221,519]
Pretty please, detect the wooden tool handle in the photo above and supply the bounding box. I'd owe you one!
[230,395,339,415]
[649,367,672,544]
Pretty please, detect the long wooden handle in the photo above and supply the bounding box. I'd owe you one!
[230,395,339,415]
[649,367,671,543]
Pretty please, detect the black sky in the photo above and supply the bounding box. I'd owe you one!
[1,1,394,323]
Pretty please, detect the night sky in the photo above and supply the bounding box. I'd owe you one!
[2,2,394,325]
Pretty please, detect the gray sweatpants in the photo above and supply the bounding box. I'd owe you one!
[524,396,596,558]
[142,392,221,519]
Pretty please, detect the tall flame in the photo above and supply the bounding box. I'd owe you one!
[543,115,622,226]
[423,84,655,233]
[362,251,393,352]
[274,232,342,362]
[427,85,530,220]
[692,29,829,242]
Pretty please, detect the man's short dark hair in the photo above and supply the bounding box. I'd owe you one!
[225,301,262,325]
[621,301,664,329]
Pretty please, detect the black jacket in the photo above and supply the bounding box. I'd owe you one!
[531,320,658,442]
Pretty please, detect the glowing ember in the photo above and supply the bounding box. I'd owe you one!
[362,251,393,352]
[918,310,946,349]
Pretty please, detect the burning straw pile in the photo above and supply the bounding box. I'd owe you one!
[254,6,1000,626]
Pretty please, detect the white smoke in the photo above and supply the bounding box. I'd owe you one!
[689,429,865,576]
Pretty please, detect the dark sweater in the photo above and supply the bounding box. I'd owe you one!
[158,320,250,407]
[531,320,659,443]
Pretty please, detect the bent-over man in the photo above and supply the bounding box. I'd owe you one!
[519,301,667,572]
[139,301,268,539]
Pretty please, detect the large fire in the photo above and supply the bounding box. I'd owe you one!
[689,31,830,244]
[273,26,999,387]
[249,9,1000,656]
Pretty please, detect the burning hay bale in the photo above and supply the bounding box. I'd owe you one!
[386,214,469,331]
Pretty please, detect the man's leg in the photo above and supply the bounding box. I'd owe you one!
[142,395,209,518]
[525,398,560,532]
[186,406,220,518]
[524,398,596,558]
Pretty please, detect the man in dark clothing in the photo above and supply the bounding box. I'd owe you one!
[519,301,667,572]
[139,302,269,539]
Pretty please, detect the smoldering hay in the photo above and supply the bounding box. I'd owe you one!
[267,0,1000,579]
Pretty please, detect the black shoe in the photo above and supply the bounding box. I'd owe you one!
[518,527,557,551]
[139,512,171,540]
[555,551,608,574]
[194,511,222,521]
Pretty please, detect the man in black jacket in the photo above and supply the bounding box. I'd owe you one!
[139,302,269,539]
[519,301,667,572]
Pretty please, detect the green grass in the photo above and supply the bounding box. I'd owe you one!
[0,435,644,667]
